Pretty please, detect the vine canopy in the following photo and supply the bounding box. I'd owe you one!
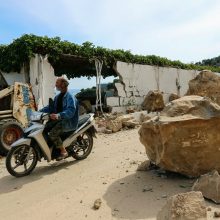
[0,34,219,78]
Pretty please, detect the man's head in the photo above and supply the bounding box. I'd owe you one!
[56,77,69,92]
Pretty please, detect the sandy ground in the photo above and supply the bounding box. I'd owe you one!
[0,128,220,220]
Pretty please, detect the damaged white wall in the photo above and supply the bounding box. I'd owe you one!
[29,54,56,109]
[107,61,200,113]
[1,54,56,109]
[3,56,219,114]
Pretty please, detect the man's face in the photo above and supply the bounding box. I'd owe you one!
[55,79,63,91]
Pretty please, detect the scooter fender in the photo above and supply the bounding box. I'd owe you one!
[11,138,31,147]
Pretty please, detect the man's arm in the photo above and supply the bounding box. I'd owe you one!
[39,105,50,113]
[39,96,56,113]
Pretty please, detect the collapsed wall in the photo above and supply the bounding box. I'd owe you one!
[107,61,201,113]
[3,58,220,114]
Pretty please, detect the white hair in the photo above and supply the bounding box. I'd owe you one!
[57,77,69,87]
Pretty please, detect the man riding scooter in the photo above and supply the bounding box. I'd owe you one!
[40,77,79,160]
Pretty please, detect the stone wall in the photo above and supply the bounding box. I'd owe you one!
[107,61,204,113]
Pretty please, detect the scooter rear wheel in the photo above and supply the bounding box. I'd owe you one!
[72,131,93,160]
[6,145,38,177]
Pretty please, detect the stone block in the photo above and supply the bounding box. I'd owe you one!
[106,97,119,107]
[115,83,126,97]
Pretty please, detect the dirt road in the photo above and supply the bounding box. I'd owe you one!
[0,128,219,220]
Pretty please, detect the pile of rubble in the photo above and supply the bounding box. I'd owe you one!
[138,160,220,219]
[157,191,207,220]
[95,111,152,134]
[156,170,220,219]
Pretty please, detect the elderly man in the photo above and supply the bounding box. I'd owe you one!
[40,77,79,160]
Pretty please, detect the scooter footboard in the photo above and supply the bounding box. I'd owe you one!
[11,138,31,147]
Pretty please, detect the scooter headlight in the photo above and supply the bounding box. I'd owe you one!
[30,112,42,121]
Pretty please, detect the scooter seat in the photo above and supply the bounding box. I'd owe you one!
[78,114,91,127]
[61,114,91,140]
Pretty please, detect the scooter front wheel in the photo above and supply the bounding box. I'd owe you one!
[6,145,38,177]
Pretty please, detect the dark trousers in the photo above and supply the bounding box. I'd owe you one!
[44,120,63,148]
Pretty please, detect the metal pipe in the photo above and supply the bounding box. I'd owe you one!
[0,114,13,119]
[0,110,13,115]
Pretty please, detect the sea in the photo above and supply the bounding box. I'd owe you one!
[69,88,81,96]
[54,88,80,96]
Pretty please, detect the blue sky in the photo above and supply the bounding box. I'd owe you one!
[1,0,220,89]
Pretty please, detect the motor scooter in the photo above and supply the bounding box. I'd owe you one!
[6,111,96,177]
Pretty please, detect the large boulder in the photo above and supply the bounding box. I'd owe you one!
[139,95,220,177]
[142,90,165,112]
[157,191,207,220]
[186,70,220,105]
[192,170,220,204]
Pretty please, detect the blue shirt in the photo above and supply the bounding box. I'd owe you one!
[40,91,79,132]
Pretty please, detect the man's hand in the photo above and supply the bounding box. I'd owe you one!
[50,113,59,120]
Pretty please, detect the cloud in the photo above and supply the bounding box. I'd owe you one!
[1,0,220,62]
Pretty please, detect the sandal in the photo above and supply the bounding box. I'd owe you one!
[56,152,68,161]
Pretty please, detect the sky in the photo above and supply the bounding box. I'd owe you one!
[1,0,220,89]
